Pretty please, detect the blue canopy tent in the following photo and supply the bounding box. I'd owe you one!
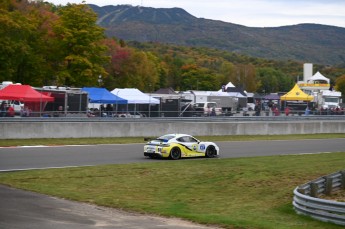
[81,87,127,104]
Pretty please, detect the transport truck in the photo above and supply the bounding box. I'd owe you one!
[317,90,342,109]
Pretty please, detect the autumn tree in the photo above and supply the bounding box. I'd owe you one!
[125,51,160,91]
[180,64,221,91]
[53,3,108,87]
[103,38,160,92]
[0,3,28,82]
[157,60,169,89]
[102,38,130,90]
[335,75,345,101]
[219,62,235,85]
[161,55,184,90]
[0,0,57,85]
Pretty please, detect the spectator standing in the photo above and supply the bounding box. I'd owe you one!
[254,102,261,116]
[24,106,31,117]
[7,105,15,117]
[100,105,107,117]
[272,105,280,116]
[210,107,216,116]
[0,101,6,117]
[305,107,310,116]
[20,107,25,117]
[106,104,113,117]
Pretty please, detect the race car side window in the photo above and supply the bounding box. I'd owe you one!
[177,136,198,143]
[176,137,185,142]
[184,136,198,143]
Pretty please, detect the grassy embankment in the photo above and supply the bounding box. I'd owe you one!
[0,134,344,229]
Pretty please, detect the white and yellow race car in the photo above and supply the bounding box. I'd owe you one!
[144,134,220,160]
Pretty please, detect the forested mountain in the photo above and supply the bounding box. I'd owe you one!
[1,1,345,96]
[89,4,345,66]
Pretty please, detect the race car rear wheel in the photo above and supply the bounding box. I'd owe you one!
[169,147,181,160]
[205,146,216,158]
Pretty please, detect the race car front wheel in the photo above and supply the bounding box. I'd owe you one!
[205,146,216,158]
[169,147,181,160]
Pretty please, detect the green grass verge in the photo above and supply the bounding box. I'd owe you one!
[0,133,344,146]
[0,152,344,229]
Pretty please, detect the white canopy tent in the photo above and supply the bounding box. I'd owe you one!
[218,82,247,97]
[307,71,330,84]
[215,90,247,98]
[111,88,160,104]
[224,82,235,89]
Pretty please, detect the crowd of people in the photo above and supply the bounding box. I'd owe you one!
[253,100,345,116]
[314,106,345,115]
[0,101,32,117]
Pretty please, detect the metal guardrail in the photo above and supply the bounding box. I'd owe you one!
[293,171,345,226]
[1,114,345,123]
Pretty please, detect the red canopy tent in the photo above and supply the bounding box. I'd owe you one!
[0,84,54,102]
[0,85,54,116]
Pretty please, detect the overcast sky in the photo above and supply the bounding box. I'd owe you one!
[45,0,345,28]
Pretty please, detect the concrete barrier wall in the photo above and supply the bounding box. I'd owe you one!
[1,120,345,139]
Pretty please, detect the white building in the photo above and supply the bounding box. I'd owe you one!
[298,63,342,109]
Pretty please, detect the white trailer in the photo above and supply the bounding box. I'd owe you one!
[207,95,237,112]
[182,90,237,111]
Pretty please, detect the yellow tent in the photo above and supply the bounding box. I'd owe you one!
[280,84,314,101]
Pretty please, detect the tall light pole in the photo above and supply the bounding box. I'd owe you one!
[149,84,151,118]
[98,75,102,87]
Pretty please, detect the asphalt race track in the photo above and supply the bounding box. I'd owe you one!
[0,139,344,228]
[0,139,344,171]
[0,184,215,229]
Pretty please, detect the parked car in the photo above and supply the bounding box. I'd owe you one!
[144,133,220,160]
[0,100,24,115]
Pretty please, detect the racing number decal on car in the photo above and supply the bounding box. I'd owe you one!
[199,144,205,151]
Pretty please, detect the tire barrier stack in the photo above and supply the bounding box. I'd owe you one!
[293,170,345,226]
